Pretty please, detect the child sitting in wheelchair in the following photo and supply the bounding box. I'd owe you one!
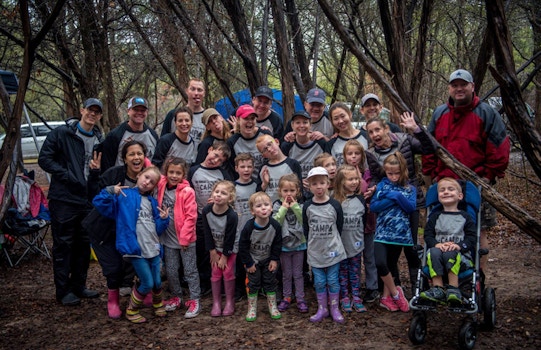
[420,177,477,304]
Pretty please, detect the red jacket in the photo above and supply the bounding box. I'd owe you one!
[422,95,510,182]
[156,177,197,246]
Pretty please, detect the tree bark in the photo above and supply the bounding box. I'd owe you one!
[285,0,312,97]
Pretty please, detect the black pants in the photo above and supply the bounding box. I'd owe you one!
[246,260,278,295]
[49,200,91,300]
[196,215,211,290]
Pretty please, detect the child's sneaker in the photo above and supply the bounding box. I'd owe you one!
[278,297,291,312]
[164,296,182,312]
[420,286,446,303]
[297,299,309,313]
[446,287,462,304]
[379,296,399,312]
[393,286,410,312]
[341,297,353,313]
[363,289,380,303]
[184,299,201,318]
[352,296,367,313]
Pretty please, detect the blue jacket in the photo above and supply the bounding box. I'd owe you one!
[92,187,169,256]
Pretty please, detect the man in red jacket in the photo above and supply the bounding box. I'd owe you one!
[422,69,510,271]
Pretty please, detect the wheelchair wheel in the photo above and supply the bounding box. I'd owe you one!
[483,287,496,330]
[458,320,477,350]
[408,312,427,345]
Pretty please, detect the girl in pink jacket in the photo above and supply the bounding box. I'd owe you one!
[156,157,201,318]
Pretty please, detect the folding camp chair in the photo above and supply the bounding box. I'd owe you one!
[1,174,51,267]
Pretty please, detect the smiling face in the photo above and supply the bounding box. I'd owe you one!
[127,106,148,130]
[124,144,145,179]
[448,79,475,106]
[360,99,382,119]
[304,101,325,121]
[80,105,102,130]
[330,107,352,133]
[342,169,360,194]
[437,179,463,209]
[204,148,227,168]
[291,116,311,137]
[175,112,193,137]
[166,163,185,187]
[239,114,258,138]
[252,96,272,118]
[366,120,391,149]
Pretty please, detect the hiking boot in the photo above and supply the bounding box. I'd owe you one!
[278,297,291,312]
[393,286,409,312]
[446,287,462,304]
[297,299,309,313]
[60,292,81,306]
[364,289,380,303]
[352,296,367,313]
[341,297,352,313]
[379,296,399,312]
[184,299,201,318]
[164,296,182,312]
[420,286,446,303]
[76,289,99,299]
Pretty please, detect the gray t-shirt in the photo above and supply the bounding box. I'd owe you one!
[311,116,334,139]
[160,188,182,249]
[169,110,205,149]
[327,133,368,167]
[234,180,259,253]
[135,196,161,258]
[76,127,100,181]
[341,195,366,258]
[115,129,158,166]
[303,198,346,268]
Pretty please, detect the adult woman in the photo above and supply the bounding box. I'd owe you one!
[85,140,148,319]
[326,102,369,166]
[194,108,232,165]
[365,112,436,295]
[152,106,197,169]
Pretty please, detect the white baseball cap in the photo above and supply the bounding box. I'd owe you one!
[306,166,329,180]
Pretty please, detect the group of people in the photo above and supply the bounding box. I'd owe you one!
[37,69,510,325]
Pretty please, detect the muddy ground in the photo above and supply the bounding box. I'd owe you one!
[0,154,540,349]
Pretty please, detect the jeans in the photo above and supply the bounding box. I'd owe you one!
[130,256,162,295]
[312,262,340,294]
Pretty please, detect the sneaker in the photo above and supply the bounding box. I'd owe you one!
[341,297,353,313]
[297,299,309,313]
[119,287,132,297]
[352,296,367,313]
[184,299,201,318]
[60,292,81,306]
[393,286,410,312]
[420,286,446,303]
[364,289,380,303]
[164,296,182,312]
[278,298,291,312]
[379,296,399,312]
[446,287,462,304]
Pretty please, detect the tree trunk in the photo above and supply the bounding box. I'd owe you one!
[285,0,312,97]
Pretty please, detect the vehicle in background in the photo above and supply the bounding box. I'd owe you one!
[0,121,65,160]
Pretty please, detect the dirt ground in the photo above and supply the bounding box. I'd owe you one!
[1,154,540,349]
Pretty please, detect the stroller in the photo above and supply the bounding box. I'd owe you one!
[408,181,496,349]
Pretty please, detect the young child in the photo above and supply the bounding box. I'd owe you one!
[370,152,416,313]
[342,140,380,304]
[273,174,308,313]
[233,153,262,301]
[333,165,367,313]
[93,166,170,323]
[188,140,232,296]
[156,157,201,318]
[239,192,283,321]
[420,178,476,304]
[256,133,303,204]
[313,153,337,195]
[202,180,238,317]
[303,167,346,323]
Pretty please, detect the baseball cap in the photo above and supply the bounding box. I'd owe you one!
[449,69,473,83]
[306,166,329,180]
[306,88,326,104]
[83,98,103,111]
[361,93,381,107]
[236,104,257,119]
[254,86,273,100]
[202,108,221,125]
[127,96,148,109]
[292,110,311,120]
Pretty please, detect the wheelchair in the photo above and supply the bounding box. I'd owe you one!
[408,181,496,349]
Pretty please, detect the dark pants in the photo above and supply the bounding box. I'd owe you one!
[49,200,91,300]
[196,215,211,291]
[374,242,404,277]
[388,210,421,286]
[246,260,278,295]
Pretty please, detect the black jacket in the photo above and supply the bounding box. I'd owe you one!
[38,118,103,206]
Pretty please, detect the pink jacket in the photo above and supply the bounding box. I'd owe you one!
[156,177,197,246]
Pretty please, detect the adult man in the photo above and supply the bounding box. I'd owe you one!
[38,98,104,306]
[161,79,206,148]
[422,69,510,270]
[283,88,333,142]
[252,86,284,140]
[359,93,401,134]
[99,96,158,173]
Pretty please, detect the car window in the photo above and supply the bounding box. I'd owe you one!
[36,125,53,136]
[20,126,32,138]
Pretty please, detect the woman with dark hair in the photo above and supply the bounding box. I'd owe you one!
[85,140,149,319]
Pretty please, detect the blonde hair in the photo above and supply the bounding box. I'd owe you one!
[278,173,302,200]
[255,134,275,152]
[211,180,236,206]
[383,152,409,186]
[438,177,462,194]
[203,116,231,140]
[313,152,335,167]
[248,191,271,210]
[333,165,359,203]
[342,139,366,172]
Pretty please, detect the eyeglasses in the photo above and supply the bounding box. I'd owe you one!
[262,141,274,153]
